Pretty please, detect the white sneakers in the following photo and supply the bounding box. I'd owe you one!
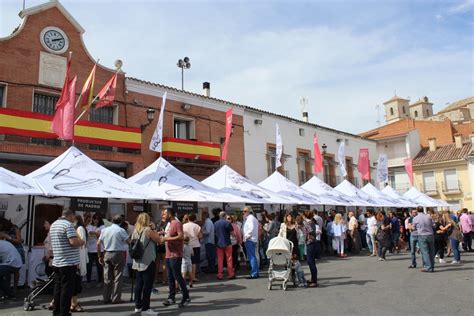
[135,308,159,315]
[439,258,446,264]
[451,260,460,264]
[134,308,141,313]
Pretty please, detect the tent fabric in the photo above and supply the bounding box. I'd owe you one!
[0,167,43,195]
[27,146,158,199]
[403,187,449,208]
[361,183,410,207]
[258,171,328,205]
[202,165,292,204]
[334,180,384,207]
[381,185,419,207]
[129,157,243,202]
[300,176,358,206]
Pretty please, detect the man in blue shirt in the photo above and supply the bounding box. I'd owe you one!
[389,211,401,253]
[213,211,235,280]
[0,238,22,299]
[98,215,129,304]
[202,211,216,273]
[412,208,435,272]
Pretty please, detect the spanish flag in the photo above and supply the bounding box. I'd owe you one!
[79,64,96,111]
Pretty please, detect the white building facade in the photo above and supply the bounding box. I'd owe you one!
[243,108,378,188]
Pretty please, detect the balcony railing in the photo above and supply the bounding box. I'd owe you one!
[420,183,439,196]
[441,180,462,194]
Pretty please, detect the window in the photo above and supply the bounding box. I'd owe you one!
[414,110,418,118]
[89,106,114,151]
[297,150,312,185]
[390,107,394,115]
[32,92,61,146]
[0,85,5,107]
[426,109,430,116]
[402,106,406,114]
[444,169,459,191]
[346,158,354,183]
[323,155,336,187]
[174,117,194,139]
[298,128,305,137]
[422,171,436,192]
[267,144,285,176]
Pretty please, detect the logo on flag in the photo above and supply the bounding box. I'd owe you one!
[377,154,388,183]
[275,123,283,168]
[149,92,167,152]
[337,140,347,177]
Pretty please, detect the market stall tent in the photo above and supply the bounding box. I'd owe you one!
[403,187,449,208]
[27,146,159,199]
[334,180,384,207]
[381,185,419,207]
[301,176,360,206]
[0,167,43,195]
[361,182,410,207]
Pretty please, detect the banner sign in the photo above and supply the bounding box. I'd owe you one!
[221,108,233,162]
[245,203,264,213]
[357,148,370,180]
[0,108,141,149]
[404,158,414,186]
[337,141,347,177]
[172,201,198,216]
[162,137,221,161]
[70,197,108,213]
[149,92,167,152]
[275,124,282,168]
[377,154,389,183]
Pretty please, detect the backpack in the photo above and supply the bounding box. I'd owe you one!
[129,229,150,260]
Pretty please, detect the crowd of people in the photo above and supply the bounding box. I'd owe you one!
[0,205,473,315]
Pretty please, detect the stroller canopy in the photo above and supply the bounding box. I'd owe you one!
[266,236,293,258]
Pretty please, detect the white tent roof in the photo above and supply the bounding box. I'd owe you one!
[202,165,292,204]
[129,157,244,202]
[300,176,357,206]
[259,171,335,205]
[334,180,384,207]
[0,167,43,195]
[361,183,409,207]
[403,187,449,208]
[381,185,418,207]
[27,146,158,199]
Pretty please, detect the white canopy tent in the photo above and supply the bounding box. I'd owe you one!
[361,182,410,207]
[403,187,449,208]
[334,180,385,207]
[300,176,356,206]
[259,171,337,205]
[381,185,419,208]
[202,165,293,204]
[27,146,158,199]
[0,167,43,195]
[129,157,246,202]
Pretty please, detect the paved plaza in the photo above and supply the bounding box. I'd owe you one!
[2,251,473,316]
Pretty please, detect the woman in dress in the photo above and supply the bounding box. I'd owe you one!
[331,214,347,258]
[278,213,299,258]
[376,212,392,261]
[71,215,88,312]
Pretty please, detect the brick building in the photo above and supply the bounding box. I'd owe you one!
[0,1,245,179]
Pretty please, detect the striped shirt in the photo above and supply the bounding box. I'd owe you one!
[50,218,80,267]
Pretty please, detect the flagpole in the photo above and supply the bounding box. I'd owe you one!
[74,59,99,109]
[74,64,120,124]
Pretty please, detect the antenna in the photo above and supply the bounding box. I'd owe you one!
[376,104,381,126]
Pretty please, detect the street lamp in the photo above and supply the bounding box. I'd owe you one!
[322,143,327,154]
[140,108,156,132]
[177,56,191,90]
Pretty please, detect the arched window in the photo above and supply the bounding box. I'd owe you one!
[390,107,394,115]
[402,106,406,114]
[426,109,430,116]
[414,110,418,118]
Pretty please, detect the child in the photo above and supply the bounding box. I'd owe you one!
[292,254,307,288]
[182,237,194,288]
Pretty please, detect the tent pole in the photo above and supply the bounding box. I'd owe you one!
[26,195,31,250]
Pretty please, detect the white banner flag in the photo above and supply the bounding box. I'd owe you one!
[377,154,389,183]
[337,140,347,177]
[149,92,167,152]
[275,123,282,168]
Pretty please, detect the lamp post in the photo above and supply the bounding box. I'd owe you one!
[177,57,191,90]
[140,108,156,132]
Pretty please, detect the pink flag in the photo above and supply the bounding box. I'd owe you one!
[357,148,370,180]
[404,158,414,186]
[96,72,117,108]
[221,108,233,162]
[51,58,77,140]
[313,133,323,174]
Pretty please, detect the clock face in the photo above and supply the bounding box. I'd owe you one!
[40,27,69,54]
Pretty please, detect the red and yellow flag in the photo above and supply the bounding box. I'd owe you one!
[79,64,96,111]
[96,73,117,108]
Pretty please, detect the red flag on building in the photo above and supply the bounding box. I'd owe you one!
[95,72,117,108]
[357,148,370,180]
[51,58,77,140]
[221,108,233,162]
[79,63,96,111]
[313,133,323,174]
[404,158,414,186]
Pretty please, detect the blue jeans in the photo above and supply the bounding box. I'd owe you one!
[306,242,319,284]
[134,261,155,311]
[418,235,435,271]
[366,233,376,254]
[205,243,216,272]
[166,258,189,301]
[410,235,420,267]
[450,238,461,262]
[245,240,259,277]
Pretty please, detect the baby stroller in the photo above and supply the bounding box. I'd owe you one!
[24,272,55,311]
[266,237,296,291]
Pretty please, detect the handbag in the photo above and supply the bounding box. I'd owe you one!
[129,229,150,260]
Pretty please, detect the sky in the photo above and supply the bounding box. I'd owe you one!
[1,0,473,134]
